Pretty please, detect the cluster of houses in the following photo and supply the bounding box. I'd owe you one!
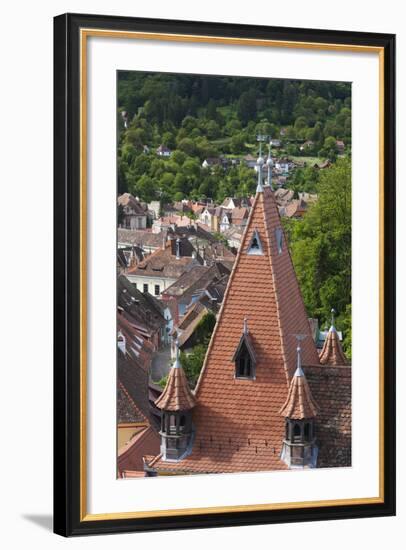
[116,164,351,478]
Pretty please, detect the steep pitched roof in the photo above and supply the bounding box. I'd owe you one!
[118,193,146,215]
[154,348,196,411]
[279,365,319,419]
[151,186,319,474]
[319,325,348,365]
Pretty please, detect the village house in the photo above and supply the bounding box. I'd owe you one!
[143,168,351,475]
[336,140,345,154]
[161,262,230,322]
[117,228,166,254]
[117,312,161,478]
[156,144,172,157]
[118,274,172,347]
[118,193,148,230]
[125,237,202,297]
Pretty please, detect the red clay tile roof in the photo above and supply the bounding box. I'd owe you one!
[319,326,348,366]
[304,365,351,467]
[154,352,196,411]
[117,426,160,475]
[279,365,319,419]
[128,241,201,280]
[151,187,319,474]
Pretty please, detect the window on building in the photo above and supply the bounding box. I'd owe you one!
[247,229,263,255]
[275,227,284,254]
[235,341,253,378]
[154,284,160,296]
[143,283,148,293]
[293,423,302,442]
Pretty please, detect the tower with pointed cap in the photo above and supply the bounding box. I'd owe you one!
[146,180,323,475]
[319,308,348,366]
[155,340,196,461]
[279,338,319,468]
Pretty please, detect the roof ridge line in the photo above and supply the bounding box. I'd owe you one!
[194,192,261,396]
[261,188,291,387]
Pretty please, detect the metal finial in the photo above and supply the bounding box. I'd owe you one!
[173,338,181,367]
[331,308,336,327]
[243,317,248,335]
[293,334,307,376]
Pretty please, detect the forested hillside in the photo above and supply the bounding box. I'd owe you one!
[117,72,351,202]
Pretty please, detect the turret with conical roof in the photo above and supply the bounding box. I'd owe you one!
[155,340,196,461]
[319,309,348,366]
[280,339,319,468]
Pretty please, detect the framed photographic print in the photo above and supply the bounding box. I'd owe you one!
[53,13,396,536]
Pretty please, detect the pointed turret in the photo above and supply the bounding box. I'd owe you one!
[155,341,195,460]
[280,341,319,419]
[280,339,319,468]
[319,308,348,365]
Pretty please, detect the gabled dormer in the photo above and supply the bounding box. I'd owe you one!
[232,318,257,379]
[247,229,263,255]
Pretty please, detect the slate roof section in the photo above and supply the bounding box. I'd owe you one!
[150,186,319,474]
[154,351,196,412]
[279,366,319,419]
[319,326,348,366]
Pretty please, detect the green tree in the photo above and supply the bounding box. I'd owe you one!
[286,158,351,352]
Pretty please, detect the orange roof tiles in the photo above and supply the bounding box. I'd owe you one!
[151,187,320,474]
[154,351,196,411]
[279,366,319,419]
[319,326,348,366]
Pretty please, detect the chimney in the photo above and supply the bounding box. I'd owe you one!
[175,238,181,260]
[117,331,126,354]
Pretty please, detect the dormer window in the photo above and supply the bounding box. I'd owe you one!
[275,227,283,254]
[247,229,263,255]
[235,341,253,378]
[232,318,257,379]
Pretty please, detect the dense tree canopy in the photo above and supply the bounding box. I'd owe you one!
[117,72,351,203]
[283,158,352,357]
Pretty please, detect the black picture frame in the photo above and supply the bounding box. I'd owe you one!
[54,12,396,537]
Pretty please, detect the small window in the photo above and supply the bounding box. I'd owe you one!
[247,229,263,255]
[143,283,148,293]
[235,342,253,378]
[275,227,283,254]
[293,423,301,442]
[133,282,137,289]
[154,284,160,296]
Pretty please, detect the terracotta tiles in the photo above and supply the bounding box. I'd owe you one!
[151,187,321,474]
[304,365,351,467]
[319,326,348,366]
[279,368,319,419]
[155,360,196,411]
